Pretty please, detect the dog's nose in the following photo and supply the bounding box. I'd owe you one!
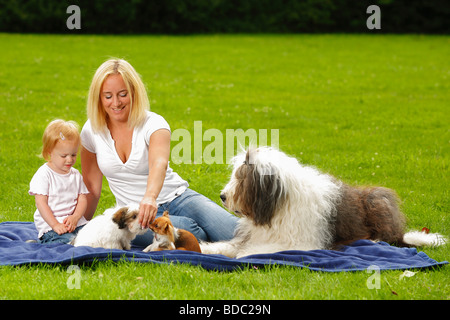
[220,194,226,202]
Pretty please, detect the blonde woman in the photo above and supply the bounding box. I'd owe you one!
[81,58,238,245]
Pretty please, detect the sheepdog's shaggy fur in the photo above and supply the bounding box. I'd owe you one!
[201,147,446,258]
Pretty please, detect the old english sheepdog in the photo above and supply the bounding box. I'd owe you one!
[200,147,446,258]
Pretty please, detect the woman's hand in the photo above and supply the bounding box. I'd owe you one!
[138,129,171,228]
[139,195,158,228]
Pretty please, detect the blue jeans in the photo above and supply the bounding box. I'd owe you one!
[39,225,85,244]
[132,188,239,247]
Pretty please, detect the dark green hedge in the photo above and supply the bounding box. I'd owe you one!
[0,0,448,34]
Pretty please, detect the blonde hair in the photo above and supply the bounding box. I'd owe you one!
[87,58,150,133]
[41,119,81,161]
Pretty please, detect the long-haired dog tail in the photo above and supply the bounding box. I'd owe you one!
[401,230,447,247]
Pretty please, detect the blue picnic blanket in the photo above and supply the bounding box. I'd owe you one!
[0,222,447,272]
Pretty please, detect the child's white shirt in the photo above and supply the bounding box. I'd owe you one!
[29,164,89,238]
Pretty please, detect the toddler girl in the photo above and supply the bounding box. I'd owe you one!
[29,119,89,244]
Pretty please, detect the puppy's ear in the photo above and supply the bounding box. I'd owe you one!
[163,211,170,218]
[162,221,175,243]
[163,222,172,234]
[112,207,129,229]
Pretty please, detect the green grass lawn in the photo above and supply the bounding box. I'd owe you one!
[0,33,448,300]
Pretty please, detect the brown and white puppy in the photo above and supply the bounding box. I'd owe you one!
[143,211,201,253]
[72,206,146,250]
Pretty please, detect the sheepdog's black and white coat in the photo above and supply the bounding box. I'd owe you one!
[200,147,446,258]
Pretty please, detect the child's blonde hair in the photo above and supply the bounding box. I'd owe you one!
[87,58,150,133]
[41,119,80,161]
